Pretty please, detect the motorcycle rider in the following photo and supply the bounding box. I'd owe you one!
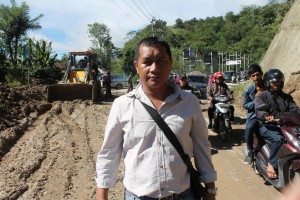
[255,69,299,179]
[178,75,194,92]
[242,64,265,164]
[207,71,235,129]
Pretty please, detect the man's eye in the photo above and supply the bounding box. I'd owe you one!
[144,61,153,65]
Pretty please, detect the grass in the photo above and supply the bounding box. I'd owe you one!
[231,81,250,116]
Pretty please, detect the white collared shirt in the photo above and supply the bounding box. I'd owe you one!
[95,82,217,198]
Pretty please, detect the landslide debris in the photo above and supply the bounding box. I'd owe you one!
[0,83,52,157]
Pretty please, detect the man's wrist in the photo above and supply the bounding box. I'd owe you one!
[204,182,217,196]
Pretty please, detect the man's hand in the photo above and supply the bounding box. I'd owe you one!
[204,182,216,200]
[96,188,109,200]
[265,115,276,122]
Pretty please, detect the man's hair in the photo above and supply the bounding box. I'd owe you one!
[134,37,172,61]
[248,63,263,76]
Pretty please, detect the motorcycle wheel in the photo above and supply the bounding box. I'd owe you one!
[287,165,300,189]
[219,119,228,142]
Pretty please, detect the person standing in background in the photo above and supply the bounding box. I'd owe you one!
[127,72,133,93]
[104,71,112,98]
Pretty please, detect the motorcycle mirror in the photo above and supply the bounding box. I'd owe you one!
[256,103,269,111]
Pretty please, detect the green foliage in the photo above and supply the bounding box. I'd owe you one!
[87,22,114,70]
[120,1,292,73]
[0,0,43,66]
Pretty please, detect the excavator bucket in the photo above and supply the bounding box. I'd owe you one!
[46,50,102,102]
[47,83,97,102]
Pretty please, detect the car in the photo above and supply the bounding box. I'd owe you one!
[223,71,235,83]
[97,74,128,90]
[111,74,128,89]
[186,74,208,99]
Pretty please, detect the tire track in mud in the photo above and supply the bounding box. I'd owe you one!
[0,110,50,200]
[0,102,112,200]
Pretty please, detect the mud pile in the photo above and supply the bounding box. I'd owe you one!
[0,83,52,157]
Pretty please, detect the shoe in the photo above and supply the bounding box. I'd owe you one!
[208,123,212,129]
[243,150,253,165]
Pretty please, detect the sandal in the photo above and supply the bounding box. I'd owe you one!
[266,163,278,179]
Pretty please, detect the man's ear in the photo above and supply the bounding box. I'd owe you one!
[134,61,138,72]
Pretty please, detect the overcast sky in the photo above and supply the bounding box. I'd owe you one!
[2,0,269,58]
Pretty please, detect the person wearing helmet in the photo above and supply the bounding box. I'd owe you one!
[207,71,235,129]
[242,64,266,164]
[255,68,299,179]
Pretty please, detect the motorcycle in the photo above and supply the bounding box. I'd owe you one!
[211,95,233,141]
[231,73,237,83]
[251,104,300,189]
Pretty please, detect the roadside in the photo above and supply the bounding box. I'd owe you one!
[0,85,282,200]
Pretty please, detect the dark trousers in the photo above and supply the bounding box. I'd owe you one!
[127,81,133,93]
[105,84,112,98]
[244,118,260,151]
[259,124,284,168]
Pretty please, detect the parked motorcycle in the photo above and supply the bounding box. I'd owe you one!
[231,73,237,83]
[251,104,300,189]
[211,95,233,141]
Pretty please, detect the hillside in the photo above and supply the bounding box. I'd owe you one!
[261,0,300,105]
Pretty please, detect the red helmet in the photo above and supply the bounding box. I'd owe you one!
[213,72,223,79]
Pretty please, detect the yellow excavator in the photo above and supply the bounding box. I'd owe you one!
[47,50,101,102]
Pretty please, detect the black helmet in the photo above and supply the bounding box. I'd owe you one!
[263,69,284,90]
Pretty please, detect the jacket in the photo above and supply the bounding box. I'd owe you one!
[207,82,232,98]
[243,84,256,122]
[255,90,299,125]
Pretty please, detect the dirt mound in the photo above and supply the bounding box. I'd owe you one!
[0,83,52,157]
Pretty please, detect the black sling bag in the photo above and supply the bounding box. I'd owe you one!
[140,101,207,199]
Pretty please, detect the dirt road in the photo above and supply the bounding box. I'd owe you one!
[0,88,282,200]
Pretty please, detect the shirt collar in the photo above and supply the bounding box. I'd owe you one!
[125,80,187,103]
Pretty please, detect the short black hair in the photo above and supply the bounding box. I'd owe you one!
[248,63,263,76]
[134,37,172,61]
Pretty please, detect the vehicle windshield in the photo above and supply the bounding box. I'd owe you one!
[188,75,207,83]
[224,71,234,76]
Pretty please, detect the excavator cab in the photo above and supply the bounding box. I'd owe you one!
[47,50,101,102]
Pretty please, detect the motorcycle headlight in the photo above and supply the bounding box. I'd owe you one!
[286,131,300,150]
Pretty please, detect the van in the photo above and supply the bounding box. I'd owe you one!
[97,74,128,90]
[186,74,208,99]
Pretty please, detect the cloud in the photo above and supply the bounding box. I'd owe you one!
[2,0,268,58]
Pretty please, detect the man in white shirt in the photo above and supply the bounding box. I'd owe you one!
[96,37,217,200]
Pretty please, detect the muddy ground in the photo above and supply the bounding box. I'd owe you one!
[0,79,299,200]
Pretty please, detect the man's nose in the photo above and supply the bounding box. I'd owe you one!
[150,62,158,71]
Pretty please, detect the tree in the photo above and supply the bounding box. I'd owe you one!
[0,0,43,66]
[87,22,114,70]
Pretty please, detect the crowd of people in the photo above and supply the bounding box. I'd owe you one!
[95,37,299,200]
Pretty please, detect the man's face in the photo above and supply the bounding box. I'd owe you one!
[269,80,281,91]
[250,72,263,84]
[179,78,187,87]
[134,44,172,90]
[215,78,222,83]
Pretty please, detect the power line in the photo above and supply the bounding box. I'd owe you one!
[122,0,150,23]
[110,0,143,26]
[137,0,154,20]
[140,0,158,20]
[131,0,153,22]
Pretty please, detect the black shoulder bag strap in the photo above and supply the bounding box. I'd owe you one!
[140,101,207,199]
